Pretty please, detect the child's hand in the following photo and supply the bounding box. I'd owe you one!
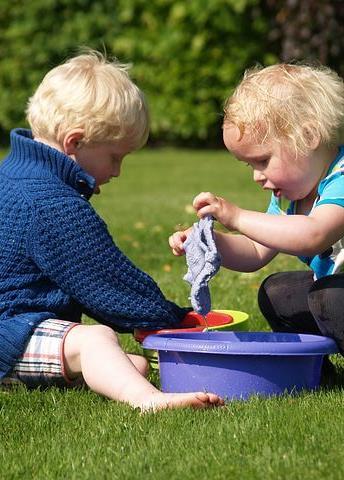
[193,192,240,230]
[169,227,192,256]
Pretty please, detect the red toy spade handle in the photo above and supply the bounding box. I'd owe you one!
[134,310,233,343]
[181,311,233,328]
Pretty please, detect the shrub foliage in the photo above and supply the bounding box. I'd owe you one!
[0,1,342,145]
[0,0,269,145]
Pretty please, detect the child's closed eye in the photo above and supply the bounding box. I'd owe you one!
[250,157,270,168]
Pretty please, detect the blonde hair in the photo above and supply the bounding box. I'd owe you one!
[224,63,344,154]
[26,50,149,149]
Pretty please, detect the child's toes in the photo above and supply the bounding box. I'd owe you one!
[195,392,224,407]
[207,393,225,406]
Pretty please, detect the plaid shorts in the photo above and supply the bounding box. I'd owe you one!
[1,319,84,389]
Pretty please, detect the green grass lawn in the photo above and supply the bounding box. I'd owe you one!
[1,147,344,479]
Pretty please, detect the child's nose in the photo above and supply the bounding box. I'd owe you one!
[253,169,265,183]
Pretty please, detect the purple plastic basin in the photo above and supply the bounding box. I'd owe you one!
[143,331,338,400]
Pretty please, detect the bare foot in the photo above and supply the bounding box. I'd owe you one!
[137,391,224,413]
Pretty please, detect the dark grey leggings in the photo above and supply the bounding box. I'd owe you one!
[258,271,344,355]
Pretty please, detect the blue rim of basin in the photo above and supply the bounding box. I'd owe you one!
[142,331,338,356]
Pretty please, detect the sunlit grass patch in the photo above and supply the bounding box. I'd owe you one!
[1,147,343,480]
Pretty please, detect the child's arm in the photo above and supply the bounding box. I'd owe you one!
[212,231,277,271]
[193,191,344,257]
[170,227,277,272]
[30,197,188,331]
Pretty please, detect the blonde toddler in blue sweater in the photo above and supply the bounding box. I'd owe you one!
[0,50,223,411]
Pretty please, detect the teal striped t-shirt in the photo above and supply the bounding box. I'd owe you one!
[266,146,344,279]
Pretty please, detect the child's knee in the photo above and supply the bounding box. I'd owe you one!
[66,323,117,345]
[64,324,119,373]
[257,273,279,310]
[81,324,119,347]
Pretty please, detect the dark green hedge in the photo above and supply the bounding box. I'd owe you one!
[0,0,272,145]
[1,1,342,144]
[111,0,272,144]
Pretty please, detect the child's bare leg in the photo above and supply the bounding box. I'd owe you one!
[64,324,224,412]
[127,353,149,377]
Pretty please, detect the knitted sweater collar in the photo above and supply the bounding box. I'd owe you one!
[2,128,96,199]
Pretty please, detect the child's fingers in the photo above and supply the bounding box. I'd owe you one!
[171,248,183,256]
[168,232,186,256]
[169,226,194,256]
[196,205,216,219]
[193,191,217,211]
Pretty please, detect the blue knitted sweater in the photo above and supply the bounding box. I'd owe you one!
[0,129,187,378]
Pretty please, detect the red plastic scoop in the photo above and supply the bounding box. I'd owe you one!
[134,310,233,343]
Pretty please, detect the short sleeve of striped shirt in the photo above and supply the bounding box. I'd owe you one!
[266,194,291,215]
[316,170,344,209]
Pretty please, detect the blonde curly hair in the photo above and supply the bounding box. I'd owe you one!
[224,63,344,154]
[27,50,149,150]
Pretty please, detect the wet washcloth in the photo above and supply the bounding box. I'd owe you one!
[183,215,221,315]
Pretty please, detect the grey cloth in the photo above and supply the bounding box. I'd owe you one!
[183,215,221,315]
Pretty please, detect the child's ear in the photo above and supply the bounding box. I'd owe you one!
[302,123,321,151]
[62,129,85,156]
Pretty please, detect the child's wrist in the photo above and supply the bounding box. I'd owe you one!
[235,207,251,234]
[221,205,240,231]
